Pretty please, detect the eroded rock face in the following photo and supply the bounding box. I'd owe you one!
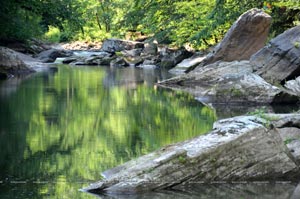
[189,8,271,72]
[101,39,144,53]
[159,61,298,104]
[251,25,300,83]
[0,47,33,78]
[83,114,300,194]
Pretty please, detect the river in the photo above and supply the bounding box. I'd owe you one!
[0,64,298,198]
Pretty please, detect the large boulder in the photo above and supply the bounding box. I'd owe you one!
[101,39,144,53]
[251,25,300,84]
[189,8,271,72]
[0,47,33,78]
[83,114,300,194]
[37,48,73,63]
[159,61,298,104]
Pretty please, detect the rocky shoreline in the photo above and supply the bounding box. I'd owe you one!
[1,8,300,196]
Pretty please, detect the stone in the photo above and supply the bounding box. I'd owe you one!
[62,57,78,64]
[251,25,300,84]
[279,127,300,164]
[189,8,271,72]
[101,38,144,53]
[121,48,143,57]
[159,61,299,104]
[159,47,193,69]
[37,48,73,63]
[285,76,300,96]
[110,57,129,67]
[124,57,144,66]
[82,114,300,194]
[0,47,33,77]
[169,54,206,74]
[142,42,158,55]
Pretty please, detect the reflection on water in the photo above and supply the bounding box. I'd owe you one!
[91,183,299,199]
[0,65,216,198]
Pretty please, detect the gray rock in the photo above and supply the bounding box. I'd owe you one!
[189,8,271,72]
[124,57,144,66]
[142,42,158,55]
[37,48,73,63]
[285,76,300,96]
[62,57,79,64]
[169,55,206,74]
[251,25,300,84]
[159,47,193,69]
[83,114,300,194]
[159,61,298,104]
[101,38,144,53]
[279,127,300,164]
[0,47,34,78]
[121,48,143,57]
[110,57,129,67]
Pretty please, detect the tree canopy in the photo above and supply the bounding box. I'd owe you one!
[0,0,299,49]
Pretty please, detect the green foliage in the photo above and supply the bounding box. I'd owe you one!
[1,0,299,46]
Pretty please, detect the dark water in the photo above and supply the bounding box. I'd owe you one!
[0,65,298,199]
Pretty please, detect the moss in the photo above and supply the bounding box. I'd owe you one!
[294,42,300,48]
[178,155,187,164]
[284,138,296,145]
[115,51,123,56]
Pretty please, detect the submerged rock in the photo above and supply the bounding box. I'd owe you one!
[83,114,300,194]
[159,61,298,104]
[189,8,271,72]
[251,25,300,84]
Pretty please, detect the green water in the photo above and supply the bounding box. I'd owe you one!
[0,65,217,198]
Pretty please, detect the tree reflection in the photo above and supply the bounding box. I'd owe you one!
[0,65,216,198]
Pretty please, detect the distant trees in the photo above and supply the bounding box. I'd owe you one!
[0,0,299,49]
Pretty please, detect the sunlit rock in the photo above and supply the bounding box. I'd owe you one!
[82,114,300,194]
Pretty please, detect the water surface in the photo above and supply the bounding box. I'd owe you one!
[0,65,216,198]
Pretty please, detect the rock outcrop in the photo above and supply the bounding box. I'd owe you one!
[159,61,298,104]
[251,25,300,84]
[83,114,300,194]
[188,8,271,72]
[0,47,34,78]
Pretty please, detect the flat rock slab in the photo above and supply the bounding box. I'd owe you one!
[158,61,298,104]
[169,55,206,74]
[83,114,300,194]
